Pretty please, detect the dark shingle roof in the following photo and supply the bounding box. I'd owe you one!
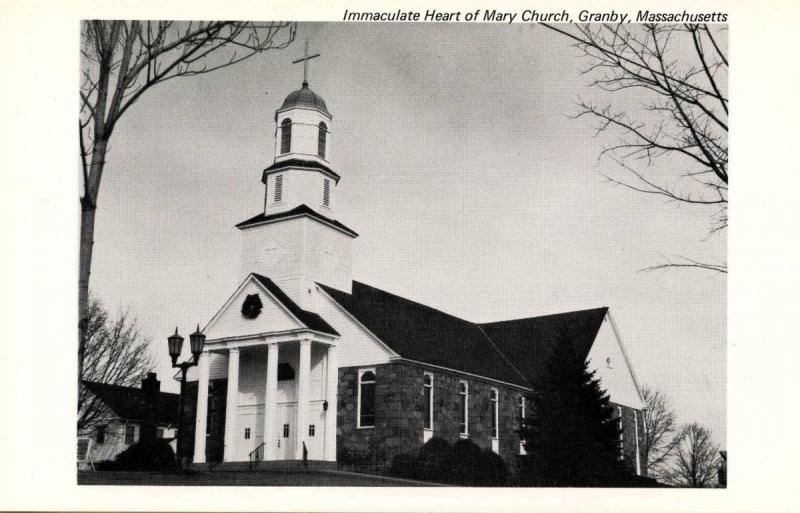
[236,204,358,238]
[320,282,609,389]
[319,282,531,387]
[480,307,608,388]
[82,381,180,425]
[252,273,339,337]
[262,159,340,183]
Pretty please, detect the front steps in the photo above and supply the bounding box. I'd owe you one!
[191,460,337,472]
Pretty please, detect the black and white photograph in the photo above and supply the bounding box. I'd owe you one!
[75,20,725,488]
[3,1,800,511]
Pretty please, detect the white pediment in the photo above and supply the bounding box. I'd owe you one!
[203,275,306,341]
[586,312,645,409]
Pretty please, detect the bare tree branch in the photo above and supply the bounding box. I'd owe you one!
[543,23,727,274]
[663,423,723,487]
[78,294,154,434]
[641,386,680,480]
[640,256,727,274]
[78,20,296,417]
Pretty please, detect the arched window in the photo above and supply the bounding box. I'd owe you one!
[280,118,292,154]
[617,406,624,460]
[358,369,376,428]
[490,388,499,439]
[423,373,433,431]
[318,122,327,159]
[459,381,469,436]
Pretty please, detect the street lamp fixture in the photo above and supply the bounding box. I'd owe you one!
[168,325,206,465]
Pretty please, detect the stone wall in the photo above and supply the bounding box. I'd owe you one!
[613,402,647,477]
[337,360,526,471]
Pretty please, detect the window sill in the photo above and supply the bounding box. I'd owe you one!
[357,425,375,430]
[459,433,468,439]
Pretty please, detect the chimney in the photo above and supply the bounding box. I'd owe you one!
[142,372,160,400]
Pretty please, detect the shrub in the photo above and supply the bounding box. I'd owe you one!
[480,448,509,486]
[415,437,453,483]
[389,453,416,479]
[452,439,484,485]
[113,438,176,471]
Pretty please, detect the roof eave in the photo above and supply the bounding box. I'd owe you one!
[275,105,332,122]
[237,212,359,238]
[262,162,341,184]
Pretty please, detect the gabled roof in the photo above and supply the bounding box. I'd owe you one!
[319,281,531,387]
[235,204,358,238]
[480,307,609,388]
[251,273,340,337]
[262,158,340,183]
[82,381,179,425]
[320,282,610,389]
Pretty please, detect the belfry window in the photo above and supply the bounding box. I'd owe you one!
[323,179,330,207]
[358,369,376,428]
[274,175,283,203]
[280,118,292,154]
[318,122,327,159]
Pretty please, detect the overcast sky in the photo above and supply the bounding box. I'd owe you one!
[89,22,726,445]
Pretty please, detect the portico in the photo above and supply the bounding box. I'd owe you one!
[193,330,339,463]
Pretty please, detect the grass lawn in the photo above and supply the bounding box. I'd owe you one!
[78,469,434,486]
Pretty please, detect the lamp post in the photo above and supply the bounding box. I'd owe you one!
[168,325,205,466]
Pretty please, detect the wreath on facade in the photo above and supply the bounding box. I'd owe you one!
[241,293,263,319]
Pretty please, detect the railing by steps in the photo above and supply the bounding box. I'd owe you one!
[249,442,265,471]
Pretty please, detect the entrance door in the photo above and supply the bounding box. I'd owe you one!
[277,404,296,460]
[237,408,264,461]
[304,403,326,460]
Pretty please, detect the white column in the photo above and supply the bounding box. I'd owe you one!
[295,339,311,459]
[193,351,210,463]
[223,347,239,462]
[263,341,279,460]
[323,344,338,461]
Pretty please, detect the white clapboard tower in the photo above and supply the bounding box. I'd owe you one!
[237,41,357,307]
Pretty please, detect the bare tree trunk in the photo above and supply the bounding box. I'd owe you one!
[79,138,107,395]
[78,202,95,384]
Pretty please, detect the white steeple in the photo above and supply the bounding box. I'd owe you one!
[238,43,357,301]
[263,39,337,216]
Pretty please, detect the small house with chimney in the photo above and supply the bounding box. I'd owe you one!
[80,373,180,464]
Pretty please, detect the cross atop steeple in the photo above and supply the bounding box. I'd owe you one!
[292,38,320,85]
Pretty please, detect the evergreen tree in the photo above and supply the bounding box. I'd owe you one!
[519,329,625,486]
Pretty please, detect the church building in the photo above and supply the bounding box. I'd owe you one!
[179,52,647,476]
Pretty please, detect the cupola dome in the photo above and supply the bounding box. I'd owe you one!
[279,81,330,117]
